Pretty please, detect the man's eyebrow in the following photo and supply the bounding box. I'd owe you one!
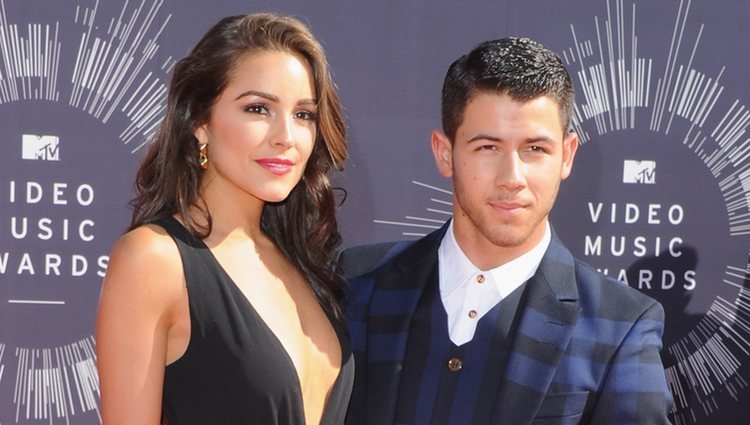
[466,134,556,144]
[466,133,502,143]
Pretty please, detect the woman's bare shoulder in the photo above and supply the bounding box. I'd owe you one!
[114,223,177,258]
[102,223,185,302]
[96,223,188,424]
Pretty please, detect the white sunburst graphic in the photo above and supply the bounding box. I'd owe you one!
[0,0,173,149]
[562,1,750,422]
[373,180,453,237]
[0,0,173,423]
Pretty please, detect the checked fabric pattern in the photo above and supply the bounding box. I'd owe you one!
[342,222,673,425]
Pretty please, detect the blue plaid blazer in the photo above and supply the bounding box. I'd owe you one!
[342,223,672,425]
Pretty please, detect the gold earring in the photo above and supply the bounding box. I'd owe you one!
[198,143,208,170]
[198,143,208,169]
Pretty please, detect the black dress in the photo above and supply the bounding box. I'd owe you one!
[156,217,354,424]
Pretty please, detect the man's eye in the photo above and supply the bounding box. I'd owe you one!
[526,145,546,153]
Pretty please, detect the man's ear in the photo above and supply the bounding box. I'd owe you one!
[431,130,453,178]
[560,130,579,180]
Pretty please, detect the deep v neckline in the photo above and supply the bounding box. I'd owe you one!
[194,230,345,425]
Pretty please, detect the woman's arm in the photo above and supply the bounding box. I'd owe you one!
[96,225,186,425]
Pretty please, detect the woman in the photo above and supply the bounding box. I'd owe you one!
[95,13,352,424]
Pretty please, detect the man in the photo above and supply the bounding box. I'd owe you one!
[343,37,672,425]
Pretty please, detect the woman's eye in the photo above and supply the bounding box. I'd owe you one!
[295,110,317,121]
[245,104,268,114]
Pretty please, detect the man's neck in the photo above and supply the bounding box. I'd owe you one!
[452,219,550,270]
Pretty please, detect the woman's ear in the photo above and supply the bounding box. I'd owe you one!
[194,124,209,145]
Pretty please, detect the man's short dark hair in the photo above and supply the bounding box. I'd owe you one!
[441,37,574,141]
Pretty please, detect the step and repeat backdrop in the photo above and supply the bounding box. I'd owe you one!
[1,0,748,423]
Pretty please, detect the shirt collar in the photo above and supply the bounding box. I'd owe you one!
[438,220,551,300]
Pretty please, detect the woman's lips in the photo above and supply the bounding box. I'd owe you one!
[256,157,295,175]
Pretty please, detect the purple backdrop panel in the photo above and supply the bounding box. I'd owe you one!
[0,0,748,423]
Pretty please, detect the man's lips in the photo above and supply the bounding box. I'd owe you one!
[256,158,295,175]
[489,200,526,212]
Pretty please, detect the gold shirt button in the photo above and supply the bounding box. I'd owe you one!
[447,357,463,372]
[468,310,477,319]
[476,274,485,283]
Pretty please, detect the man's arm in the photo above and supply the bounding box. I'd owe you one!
[587,300,674,424]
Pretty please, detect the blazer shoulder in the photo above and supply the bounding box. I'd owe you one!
[339,241,413,278]
[573,257,663,320]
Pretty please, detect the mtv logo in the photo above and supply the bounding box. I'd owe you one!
[622,160,656,184]
[22,134,60,161]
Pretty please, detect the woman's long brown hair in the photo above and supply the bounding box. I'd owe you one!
[129,13,348,319]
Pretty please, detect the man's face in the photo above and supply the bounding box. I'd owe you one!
[431,92,578,268]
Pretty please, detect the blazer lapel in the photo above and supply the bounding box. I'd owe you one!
[364,224,448,425]
[490,234,582,425]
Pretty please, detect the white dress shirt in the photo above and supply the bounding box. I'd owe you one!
[438,220,551,346]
